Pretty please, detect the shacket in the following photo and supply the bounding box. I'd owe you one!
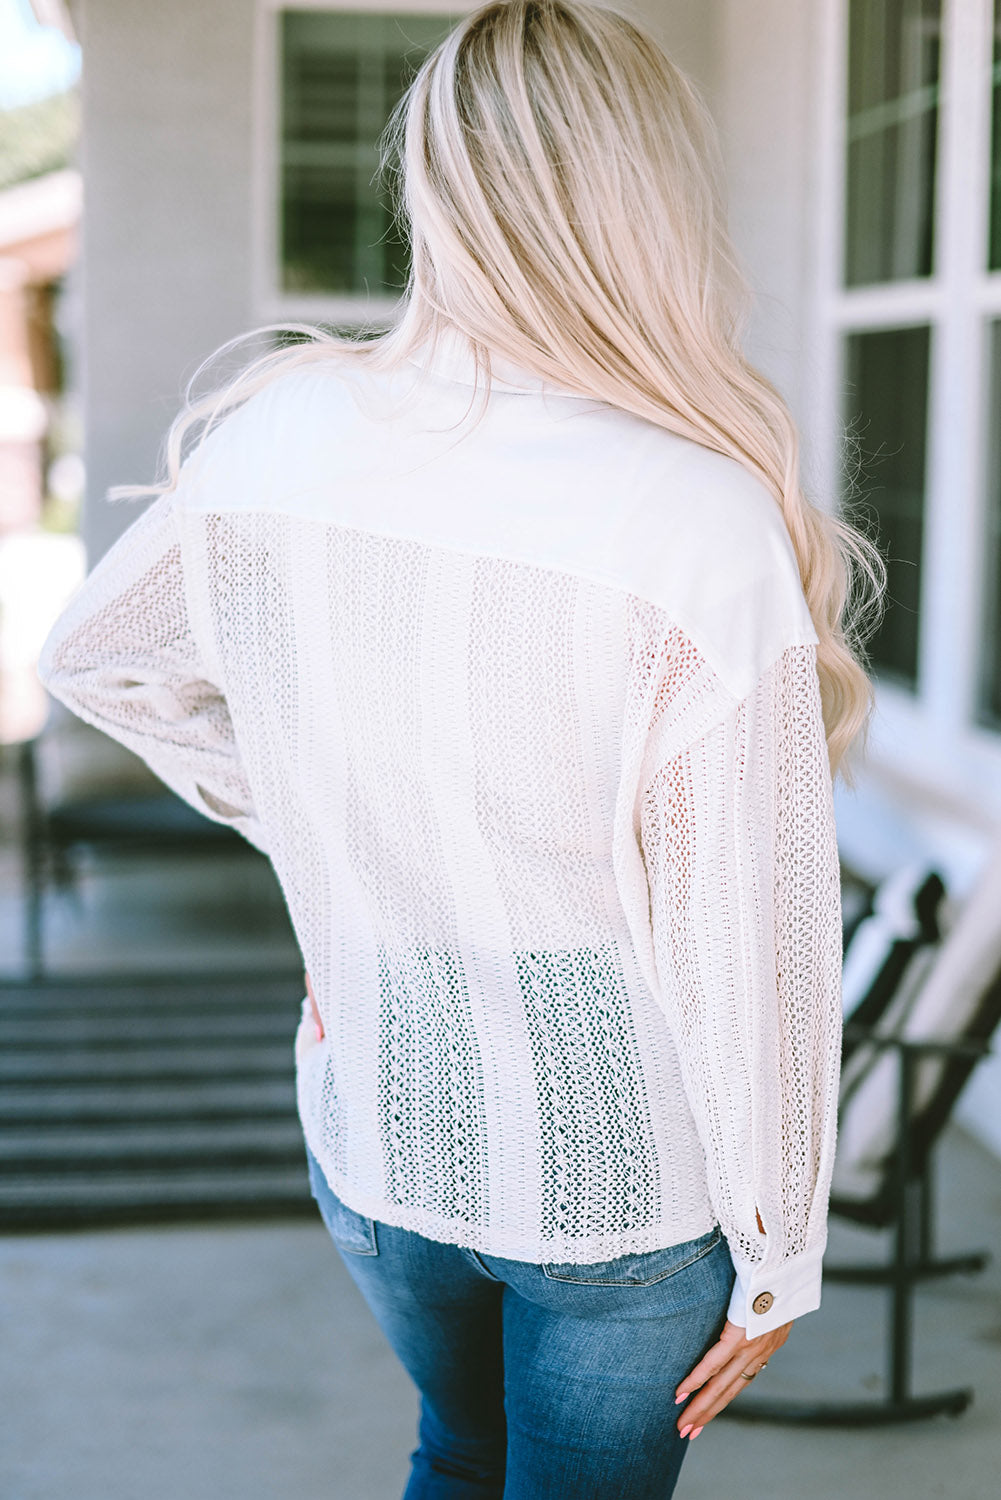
[36,323,844,1335]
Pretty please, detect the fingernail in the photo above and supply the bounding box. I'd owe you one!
[689,1426,704,1441]
[679,1424,692,1439]
[674,1393,688,1404]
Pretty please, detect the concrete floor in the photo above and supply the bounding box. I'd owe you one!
[1,1121,1000,1500]
[1,758,1000,1498]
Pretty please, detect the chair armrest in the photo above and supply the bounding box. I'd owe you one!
[841,1023,992,1062]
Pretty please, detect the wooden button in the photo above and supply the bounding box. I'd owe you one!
[752,1291,774,1315]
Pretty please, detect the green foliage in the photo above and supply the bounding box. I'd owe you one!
[0,87,80,193]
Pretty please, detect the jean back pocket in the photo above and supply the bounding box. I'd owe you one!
[306,1147,379,1257]
[541,1224,722,1286]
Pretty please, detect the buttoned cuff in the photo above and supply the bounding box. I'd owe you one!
[724,1241,827,1334]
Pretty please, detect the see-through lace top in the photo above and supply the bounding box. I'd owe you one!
[37,328,843,1333]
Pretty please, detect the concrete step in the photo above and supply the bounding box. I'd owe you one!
[0,1166,315,1230]
[0,973,314,1228]
[0,1012,299,1044]
[0,1118,308,1170]
[0,1078,297,1122]
[0,972,306,1015]
[0,1043,296,1081]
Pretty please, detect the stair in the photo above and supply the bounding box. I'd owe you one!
[0,971,315,1230]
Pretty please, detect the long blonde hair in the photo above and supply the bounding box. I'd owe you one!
[115,0,885,786]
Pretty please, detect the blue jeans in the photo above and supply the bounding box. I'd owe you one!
[305,1145,735,1499]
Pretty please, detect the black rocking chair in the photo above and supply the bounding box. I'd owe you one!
[724,840,1001,1425]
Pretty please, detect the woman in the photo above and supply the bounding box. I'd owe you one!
[37,1,884,1495]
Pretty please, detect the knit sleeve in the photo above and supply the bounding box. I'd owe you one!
[637,630,843,1334]
[35,483,269,856]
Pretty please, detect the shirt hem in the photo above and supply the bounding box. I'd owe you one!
[301,1123,720,1267]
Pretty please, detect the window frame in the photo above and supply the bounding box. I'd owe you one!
[804,0,1001,820]
[251,0,475,326]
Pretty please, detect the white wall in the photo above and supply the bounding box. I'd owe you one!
[80,0,256,563]
[635,0,718,92]
[713,0,820,449]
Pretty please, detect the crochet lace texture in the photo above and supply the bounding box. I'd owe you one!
[37,351,843,1327]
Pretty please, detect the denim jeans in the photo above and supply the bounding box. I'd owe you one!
[305,1145,735,1499]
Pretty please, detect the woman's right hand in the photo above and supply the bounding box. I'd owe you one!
[674,1317,793,1437]
[304,969,324,1039]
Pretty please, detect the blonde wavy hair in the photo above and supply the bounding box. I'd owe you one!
[114,0,885,787]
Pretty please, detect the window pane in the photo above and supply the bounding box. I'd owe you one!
[989,2,1001,268]
[842,327,931,686]
[978,323,1001,726]
[280,10,456,296]
[844,0,942,287]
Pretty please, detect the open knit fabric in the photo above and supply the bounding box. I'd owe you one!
[36,327,844,1333]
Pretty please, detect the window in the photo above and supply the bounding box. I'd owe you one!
[820,0,1001,799]
[839,1,943,695]
[275,8,458,300]
[982,322,1001,729]
[843,325,931,686]
[982,9,1001,729]
[845,0,941,285]
[990,4,1001,270]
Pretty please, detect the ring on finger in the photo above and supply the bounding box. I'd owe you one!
[739,1362,769,1381]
